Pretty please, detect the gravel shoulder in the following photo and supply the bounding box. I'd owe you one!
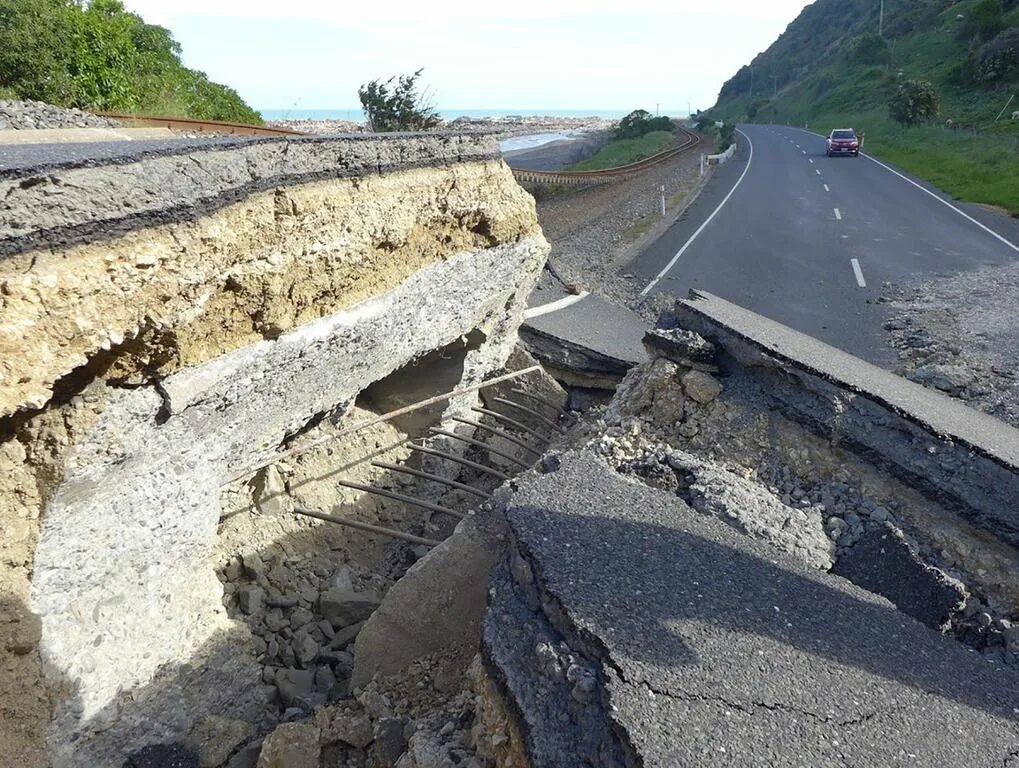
[525,137,709,316]
[883,260,1019,427]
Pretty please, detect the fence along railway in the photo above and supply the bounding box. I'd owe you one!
[508,126,701,185]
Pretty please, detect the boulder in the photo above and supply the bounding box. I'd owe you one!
[256,722,320,768]
[319,588,381,629]
[680,370,723,404]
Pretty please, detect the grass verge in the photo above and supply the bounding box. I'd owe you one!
[568,131,676,171]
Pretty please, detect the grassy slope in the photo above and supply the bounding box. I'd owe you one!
[712,0,1019,213]
[568,131,676,171]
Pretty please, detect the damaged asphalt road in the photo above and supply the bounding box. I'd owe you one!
[487,452,1019,767]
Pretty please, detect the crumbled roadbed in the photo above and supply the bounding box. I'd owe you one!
[884,261,1019,428]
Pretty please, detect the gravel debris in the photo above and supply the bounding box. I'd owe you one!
[884,262,1019,427]
[0,99,120,130]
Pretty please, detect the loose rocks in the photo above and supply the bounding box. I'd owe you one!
[0,99,120,130]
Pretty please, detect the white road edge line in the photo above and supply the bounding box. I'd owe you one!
[794,127,1019,255]
[639,129,755,298]
[861,152,1019,254]
[824,184,830,192]
[834,208,842,221]
[851,258,866,288]
[522,291,590,319]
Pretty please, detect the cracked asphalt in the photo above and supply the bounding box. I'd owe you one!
[499,452,1019,766]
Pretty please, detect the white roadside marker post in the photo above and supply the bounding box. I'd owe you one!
[700,153,705,177]
[660,185,666,217]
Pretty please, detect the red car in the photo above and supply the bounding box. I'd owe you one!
[826,128,860,157]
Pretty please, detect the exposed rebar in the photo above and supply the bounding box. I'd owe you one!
[371,461,491,499]
[293,505,440,546]
[337,479,465,518]
[509,388,575,421]
[450,416,542,457]
[471,406,553,444]
[493,397,567,435]
[221,365,542,486]
[429,428,532,469]
[408,443,510,481]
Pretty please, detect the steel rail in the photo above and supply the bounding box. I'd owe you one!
[293,505,440,546]
[471,406,552,444]
[98,112,307,137]
[493,397,567,435]
[449,416,543,457]
[428,428,532,469]
[371,460,491,499]
[408,443,510,481]
[336,479,465,519]
[221,365,542,485]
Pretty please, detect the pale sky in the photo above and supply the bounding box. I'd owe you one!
[123,0,813,113]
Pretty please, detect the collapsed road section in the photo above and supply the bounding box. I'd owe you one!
[479,291,1019,766]
[0,131,550,766]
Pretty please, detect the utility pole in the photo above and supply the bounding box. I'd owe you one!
[771,74,778,97]
[879,0,884,37]
[750,66,754,97]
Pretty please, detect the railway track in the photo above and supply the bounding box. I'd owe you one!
[509,127,701,186]
[97,112,307,137]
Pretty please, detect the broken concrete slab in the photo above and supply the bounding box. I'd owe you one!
[674,290,1019,548]
[485,451,1019,766]
[520,294,647,387]
[832,524,967,629]
[352,508,507,690]
[642,326,717,368]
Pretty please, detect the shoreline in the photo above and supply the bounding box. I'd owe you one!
[267,114,616,138]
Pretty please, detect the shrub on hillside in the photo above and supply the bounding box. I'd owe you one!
[746,99,771,120]
[615,109,674,139]
[888,79,940,125]
[956,0,1006,42]
[975,28,1019,81]
[851,34,891,65]
[716,123,735,152]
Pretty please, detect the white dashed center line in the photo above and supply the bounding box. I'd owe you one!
[824,184,830,192]
[834,208,842,221]
[816,169,821,175]
[851,258,867,288]
[809,159,814,164]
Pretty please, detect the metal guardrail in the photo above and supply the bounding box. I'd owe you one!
[98,112,307,137]
[509,127,701,186]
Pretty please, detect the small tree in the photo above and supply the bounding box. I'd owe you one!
[615,109,673,139]
[888,79,939,125]
[358,69,440,132]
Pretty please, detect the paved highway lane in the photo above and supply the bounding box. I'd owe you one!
[631,124,1019,367]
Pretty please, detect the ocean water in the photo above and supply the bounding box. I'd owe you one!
[260,107,684,121]
[499,132,582,153]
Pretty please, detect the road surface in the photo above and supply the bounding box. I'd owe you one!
[631,124,1019,367]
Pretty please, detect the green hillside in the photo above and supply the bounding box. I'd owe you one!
[0,0,261,124]
[710,0,1019,213]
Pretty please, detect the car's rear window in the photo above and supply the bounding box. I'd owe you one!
[832,130,856,139]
